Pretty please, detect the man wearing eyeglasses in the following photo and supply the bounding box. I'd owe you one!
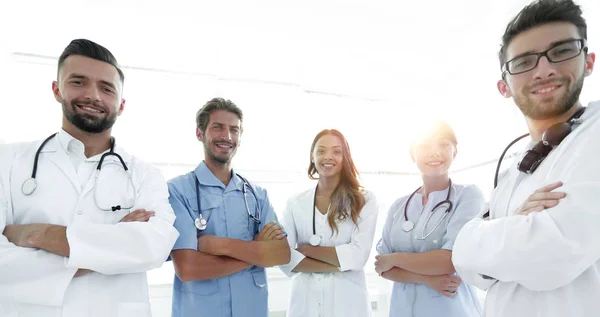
[451,0,599,316]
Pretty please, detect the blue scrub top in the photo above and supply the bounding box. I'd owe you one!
[376,183,484,317]
[168,161,280,317]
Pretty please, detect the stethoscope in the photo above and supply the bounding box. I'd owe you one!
[193,173,261,232]
[482,107,586,219]
[309,185,331,246]
[21,133,136,212]
[401,179,453,240]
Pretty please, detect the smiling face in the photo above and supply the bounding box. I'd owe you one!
[53,55,125,134]
[412,136,457,178]
[311,134,344,179]
[497,22,595,120]
[197,109,242,165]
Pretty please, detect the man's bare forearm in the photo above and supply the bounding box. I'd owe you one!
[171,249,252,282]
[213,237,291,267]
[33,225,70,257]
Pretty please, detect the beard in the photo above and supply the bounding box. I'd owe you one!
[62,99,117,133]
[513,73,584,120]
[203,138,236,164]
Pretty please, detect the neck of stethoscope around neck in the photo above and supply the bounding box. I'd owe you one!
[404,178,452,221]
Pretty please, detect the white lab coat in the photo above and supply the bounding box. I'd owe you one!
[0,131,179,317]
[279,187,379,317]
[452,101,600,317]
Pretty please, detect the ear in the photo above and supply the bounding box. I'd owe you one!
[452,145,458,159]
[52,81,62,103]
[310,152,314,164]
[196,127,204,142]
[497,79,512,98]
[584,52,595,77]
[117,99,125,116]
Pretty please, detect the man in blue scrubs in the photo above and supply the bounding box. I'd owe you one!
[168,97,291,317]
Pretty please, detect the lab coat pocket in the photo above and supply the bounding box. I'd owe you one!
[180,279,220,295]
[117,302,152,317]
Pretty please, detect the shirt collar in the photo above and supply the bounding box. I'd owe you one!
[55,129,131,163]
[194,161,244,191]
[57,129,84,155]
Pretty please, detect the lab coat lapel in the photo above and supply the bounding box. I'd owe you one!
[80,148,132,198]
[80,167,97,198]
[44,139,81,194]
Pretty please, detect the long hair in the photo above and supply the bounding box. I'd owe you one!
[307,129,365,234]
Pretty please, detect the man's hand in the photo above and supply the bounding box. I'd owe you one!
[515,182,566,215]
[423,274,462,297]
[2,224,49,248]
[255,222,286,241]
[374,254,397,275]
[119,209,155,222]
[197,234,226,255]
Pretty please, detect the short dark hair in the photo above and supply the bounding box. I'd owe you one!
[498,0,587,67]
[196,97,243,132]
[58,39,125,83]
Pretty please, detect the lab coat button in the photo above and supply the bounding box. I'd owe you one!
[77,210,83,215]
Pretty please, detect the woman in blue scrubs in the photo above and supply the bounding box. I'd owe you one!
[375,121,484,317]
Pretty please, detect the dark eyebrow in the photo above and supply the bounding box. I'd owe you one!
[68,73,117,90]
[68,74,86,80]
[508,38,580,61]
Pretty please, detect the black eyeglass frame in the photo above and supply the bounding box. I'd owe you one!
[501,39,587,76]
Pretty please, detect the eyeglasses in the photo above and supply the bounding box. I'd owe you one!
[502,39,586,75]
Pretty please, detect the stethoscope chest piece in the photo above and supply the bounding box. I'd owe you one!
[21,178,37,196]
[309,234,321,246]
[402,220,414,232]
[195,215,208,230]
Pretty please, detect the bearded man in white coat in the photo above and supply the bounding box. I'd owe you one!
[451,0,600,316]
[0,39,179,317]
